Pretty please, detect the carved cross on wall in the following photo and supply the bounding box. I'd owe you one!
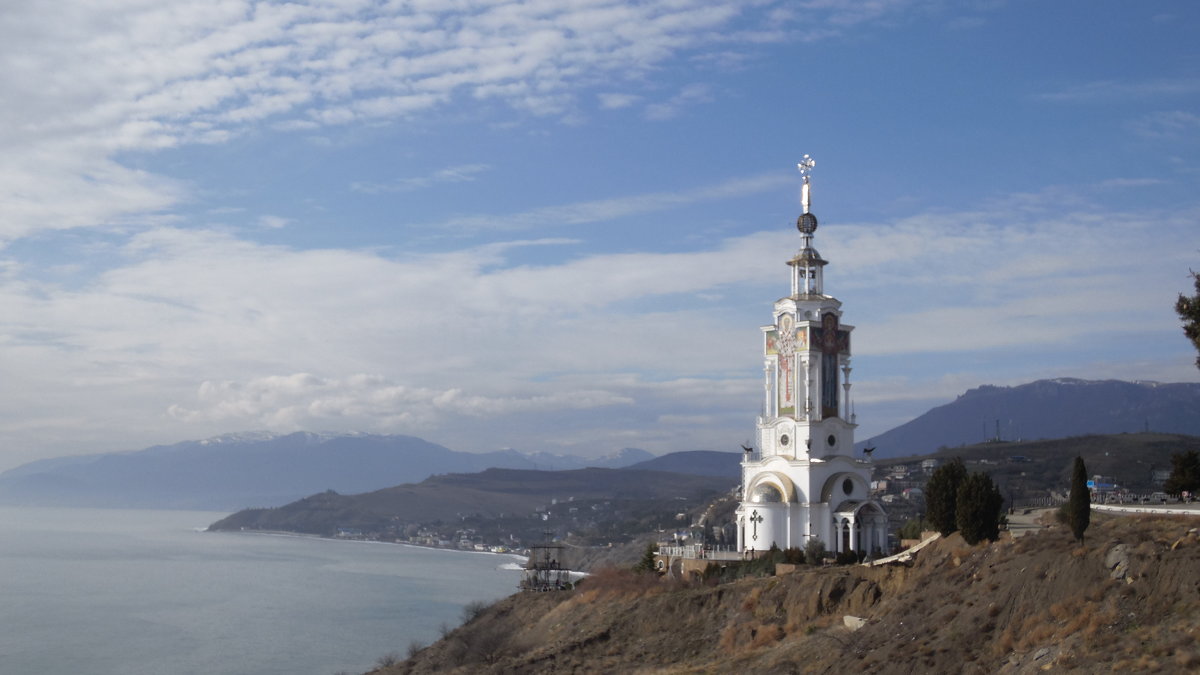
[750,510,764,541]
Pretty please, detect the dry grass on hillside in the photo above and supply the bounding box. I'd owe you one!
[376,513,1200,674]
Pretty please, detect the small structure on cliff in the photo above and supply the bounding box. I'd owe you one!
[520,540,572,591]
[735,156,888,557]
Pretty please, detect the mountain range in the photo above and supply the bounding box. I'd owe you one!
[0,432,652,510]
[1,377,1197,509]
[857,378,1200,458]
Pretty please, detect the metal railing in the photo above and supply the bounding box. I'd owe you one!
[658,544,745,561]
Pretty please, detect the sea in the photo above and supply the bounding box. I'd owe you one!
[0,507,523,675]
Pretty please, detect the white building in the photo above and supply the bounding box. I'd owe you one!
[735,157,887,557]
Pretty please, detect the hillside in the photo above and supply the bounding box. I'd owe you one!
[381,513,1200,674]
[626,450,742,477]
[208,467,733,546]
[207,433,1199,556]
[0,432,653,510]
[861,379,1200,458]
[876,432,1200,501]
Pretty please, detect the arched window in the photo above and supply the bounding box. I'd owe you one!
[752,484,784,503]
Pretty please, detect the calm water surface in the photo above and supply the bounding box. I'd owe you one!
[0,507,521,675]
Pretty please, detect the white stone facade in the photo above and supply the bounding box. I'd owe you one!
[735,164,886,558]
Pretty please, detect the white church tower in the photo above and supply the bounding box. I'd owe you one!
[735,157,887,558]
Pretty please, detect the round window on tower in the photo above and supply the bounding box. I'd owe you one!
[843,478,854,496]
[827,434,836,447]
[780,434,789,447]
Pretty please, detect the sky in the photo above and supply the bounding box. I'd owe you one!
[0,0,1197,471]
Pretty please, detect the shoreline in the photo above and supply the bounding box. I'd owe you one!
[211,527,530,566]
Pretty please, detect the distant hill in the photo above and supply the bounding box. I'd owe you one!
[859,379,1200,458]
[208,466,733,537]
[627,450,741,478]
[873,432,1200,501]
[0,432,654,510]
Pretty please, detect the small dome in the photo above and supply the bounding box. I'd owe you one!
[791,246,827,266]
[752,484,783,503]
[797,212,818,234]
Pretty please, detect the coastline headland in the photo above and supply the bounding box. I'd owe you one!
[380,512,1200,674]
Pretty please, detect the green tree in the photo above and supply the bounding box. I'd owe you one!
[633,541,660,574]
[955,471,1004,545]
[898,517,932,540]
[1178,271,1200,369]
[1165,450,1200,495]
[1067,456,1090,542]
[804,537,826,565]
[925,458,967,536]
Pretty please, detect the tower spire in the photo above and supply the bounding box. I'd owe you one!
[798,154,815,215]
[790,154,825,297]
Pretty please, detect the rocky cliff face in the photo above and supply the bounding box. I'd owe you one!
[379,513,1200,674]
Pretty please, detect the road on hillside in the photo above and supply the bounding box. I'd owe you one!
[1007,503,1200,539]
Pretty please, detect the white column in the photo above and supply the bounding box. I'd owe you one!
[848,518,857,552]
[841,358,852,420]
[763,361,772,418]
[786,506,793,549]
[804,359,813,421]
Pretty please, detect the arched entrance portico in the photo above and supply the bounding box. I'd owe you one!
[831,501,888,556]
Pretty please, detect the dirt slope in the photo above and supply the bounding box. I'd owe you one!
[378,514,1200,674]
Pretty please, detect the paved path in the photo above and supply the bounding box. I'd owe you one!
[1007,508,1053,538]
[1093,503,1200,516]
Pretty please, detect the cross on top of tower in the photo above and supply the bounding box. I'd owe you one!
[798,154,815,215]
[796,154,818,236]
[797,154,815,178]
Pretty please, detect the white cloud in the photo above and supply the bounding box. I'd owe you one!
[0,0,941,246]
[645,83,715,120]
[0,176,1194,466]
[0,0,833,243]
[257,215,291,229]
[1037,78,1200,103]
[427,171,794,230]
[167,373,633,431]
[1128,110,1200,140]
[351,163,491,194]
[598,92,640,109]
[0,152,184,240]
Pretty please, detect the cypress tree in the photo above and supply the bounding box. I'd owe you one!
[925,458,967,536]
[634,542,660,574]
[956,471,1004,545]
[1164,450,1200,496]
[1068,456,1090,542]
[1177,270,1200,369]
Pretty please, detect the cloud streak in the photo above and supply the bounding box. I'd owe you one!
[0,178,1193,462]
[351,164,491,194]
[168,373,634,431]
[0,0,813,241]
[426,172,794,230]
